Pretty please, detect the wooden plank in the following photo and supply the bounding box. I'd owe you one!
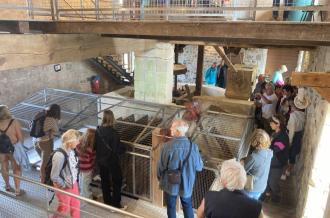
[213,46,237,73]
[0,34,158,71]
[151,128,164,207]
[291,72,330,88]
[193,95,255,116]
[27,21,330,46]
[314,88,330,103]
[195,45,204,96]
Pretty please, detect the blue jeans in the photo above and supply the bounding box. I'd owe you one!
[244,191,262,200]
[165,193,194,218]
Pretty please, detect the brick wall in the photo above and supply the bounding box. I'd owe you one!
[265,48,299,78]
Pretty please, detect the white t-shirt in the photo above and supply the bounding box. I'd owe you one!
[261,93,278,119]
[287,111,305,144]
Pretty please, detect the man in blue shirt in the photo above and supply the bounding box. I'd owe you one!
[157,119,203,218]
[204,62,217,85]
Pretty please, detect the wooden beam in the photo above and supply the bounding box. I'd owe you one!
[213,46,237,73]
[291,72,330,88]
[26,21,330,46]
[314,88,330,102]
[169,40,315,50]
[0,34,157,71]
[195,45,204,96]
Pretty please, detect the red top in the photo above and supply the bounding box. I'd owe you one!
[77,145,95,172]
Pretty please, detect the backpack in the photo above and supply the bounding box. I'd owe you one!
[0,119,15,154]
[30,111,46,138]
[44,148,68,186]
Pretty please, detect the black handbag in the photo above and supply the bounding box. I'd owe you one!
[164,140,192,185]
[0,119,15,154]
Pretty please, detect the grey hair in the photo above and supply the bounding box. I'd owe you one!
[173,119,189,136]
[220,159,247,191]
[0,105,12,121]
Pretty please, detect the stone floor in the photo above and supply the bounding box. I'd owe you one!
[263,174,297,218]
[0,167,297,218]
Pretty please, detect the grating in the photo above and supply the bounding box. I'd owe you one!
[191,169,216,209]
[9,88,253,203]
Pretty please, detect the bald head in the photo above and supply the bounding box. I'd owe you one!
[170,119,189,137]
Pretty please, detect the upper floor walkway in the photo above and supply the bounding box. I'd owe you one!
[0,1,330,47]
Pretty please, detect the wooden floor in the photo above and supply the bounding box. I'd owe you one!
[262,174,297,218]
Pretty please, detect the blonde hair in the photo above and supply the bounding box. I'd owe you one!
[220,159,247,191]
[250,129,271,149]
[61,129,80,147]
[0,105,12,121]
[102,110,115,127]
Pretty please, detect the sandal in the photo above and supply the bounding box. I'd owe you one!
[5,185,11,192]
[14,190,24,196]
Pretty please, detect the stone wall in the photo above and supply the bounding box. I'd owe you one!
[0,60,119,107]
[295,47,330,218]
[177,45,267,83]
[177,45,222,83]
[242,48,268,76]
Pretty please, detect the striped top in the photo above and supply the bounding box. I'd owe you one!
[40,117,59,141]
[76,145,95,172]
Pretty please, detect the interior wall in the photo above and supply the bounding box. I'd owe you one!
[295,46,330,218]
[0,60,118,108]
[265,48,300,78]
[177,45,222,84]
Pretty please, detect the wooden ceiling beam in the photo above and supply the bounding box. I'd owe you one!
[23,21,330,47]
[0,34,157,71]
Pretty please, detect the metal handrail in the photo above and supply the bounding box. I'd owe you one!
[0,2,329,21]
[5,172,145,218]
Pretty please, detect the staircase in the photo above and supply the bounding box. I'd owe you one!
[90,56,134,85]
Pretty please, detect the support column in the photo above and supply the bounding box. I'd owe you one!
[195,45,204,96]
[134,43,174,104]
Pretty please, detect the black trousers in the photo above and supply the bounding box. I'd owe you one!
[99,161,123,207]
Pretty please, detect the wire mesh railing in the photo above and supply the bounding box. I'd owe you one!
[0,172,144,218]
[0,0,328,21]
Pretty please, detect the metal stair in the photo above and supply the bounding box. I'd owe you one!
[90,57,133,85]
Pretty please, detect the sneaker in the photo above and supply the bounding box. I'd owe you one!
[280,174,287,181]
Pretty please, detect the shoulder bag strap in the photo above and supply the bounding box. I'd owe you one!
[96,127,113,153]
[1,119,14,133]
[180,140,192,170]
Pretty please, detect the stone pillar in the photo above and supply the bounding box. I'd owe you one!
[134,43,174,104]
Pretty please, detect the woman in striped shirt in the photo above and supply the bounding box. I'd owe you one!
[77,128,96,198]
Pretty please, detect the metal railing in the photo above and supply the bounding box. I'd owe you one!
[0,0,328,21]
[3,172,144,218]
